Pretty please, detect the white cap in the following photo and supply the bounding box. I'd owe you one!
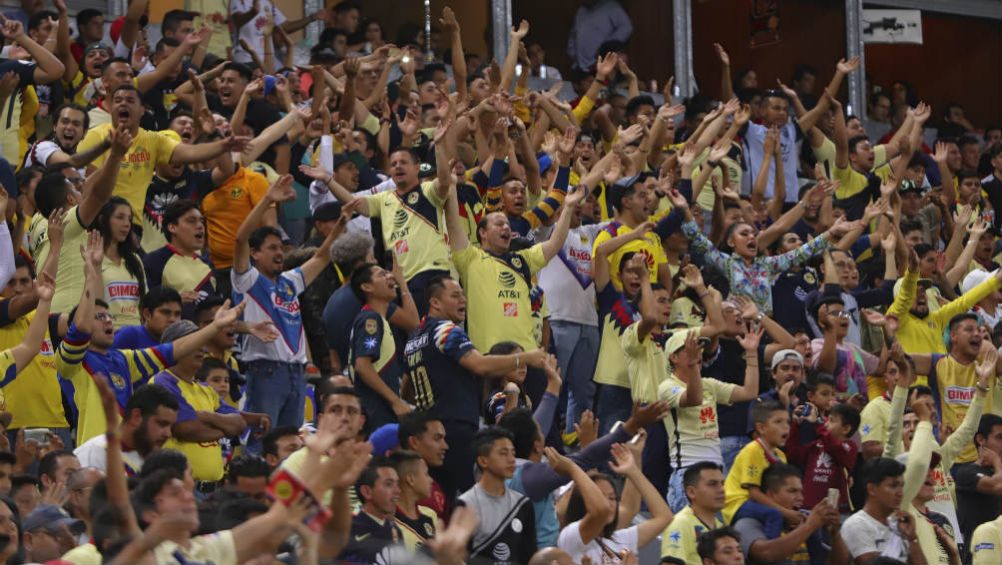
[960,269,997,295]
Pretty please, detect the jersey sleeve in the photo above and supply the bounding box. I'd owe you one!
[155,132,180,167]
[522,244,548,273]
[232,265,261,294]
[733,444,768,488]
[350,311,384,361]
[708,378,739,406]
[55,322,90,378]
[124,345,175,383]
[661,518,697,563]
[620,323,645,357]
[281,268,307,296]
[432,321,476,362]
[656,377,686,407]
[421,180,446,208]
[972,523,1002,565]
[75,126,108,169]
[451,245,478,275]
[859,403,888,444]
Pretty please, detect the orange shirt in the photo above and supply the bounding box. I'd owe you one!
[201,167,269,270]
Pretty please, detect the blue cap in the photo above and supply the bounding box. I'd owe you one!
[369,423,400,455]
[537,154,553,175]
[263,75,277,96]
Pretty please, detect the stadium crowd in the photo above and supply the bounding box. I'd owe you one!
[0,0,999,563]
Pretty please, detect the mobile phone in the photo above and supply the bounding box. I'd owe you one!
[24,428,50,446]
[827,488,840,507]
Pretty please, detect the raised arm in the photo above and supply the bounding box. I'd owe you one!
[136,32,202,93]
[298,165,371,216]
[0,17,63,84]
[439,8,467,102]
[118,0,148,54]
[53,0,78,82]
[233,175,296,274]
[828,92,849,170]
[729,325,764,402]
[592,223,651,292]
[547,447,614,545]
[612,443,672,548]
[79,126,132,226]
[299,202,356,286]
[7,273,53,372]
[714,43,734,101]
[540,185,586,261]
[499,20,529,92]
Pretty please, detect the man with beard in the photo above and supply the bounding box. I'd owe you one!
[74,383,179,474]
[22,104,106,172]
[75,83,250,229]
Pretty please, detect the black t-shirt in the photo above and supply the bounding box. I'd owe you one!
[339,511,402,564]
[955,461,1002,545]
[208,94,287,167]
[145,169,215,235]
[141,62,194,131]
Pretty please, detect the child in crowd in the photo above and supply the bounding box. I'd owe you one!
[786,401,861,515]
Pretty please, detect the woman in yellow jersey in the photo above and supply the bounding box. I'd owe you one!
[96,197,146,329]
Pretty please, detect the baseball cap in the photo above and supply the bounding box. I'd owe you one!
[161,320,199,344]
[83,42,111,58]
[899,179,925,195]
[23,504,86,536]
[665,328,710,355]
[961,268,997,294]
[369,423,400,455]
[313,202,343,223]
[892,277,934,298]
[331,153,354,171]
[771,349,804,370]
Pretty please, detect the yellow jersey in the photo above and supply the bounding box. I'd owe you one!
[723,438,788,523]
[660,374,737,472]
[49,206,91,316]
[77,123,179,222]
[927,353,997,464]
[661,505,724,564]
[0,308,66,428]
[453,243,547,352]
[591,221,667,291]
[972,516,1002,565]
[366,182,451,280]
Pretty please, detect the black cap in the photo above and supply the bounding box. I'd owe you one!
[313,202,343,222]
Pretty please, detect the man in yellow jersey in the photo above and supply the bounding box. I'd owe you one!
[35,124,130,316]
[300,145,454,316]
[906,313,1002,465]
[889,262,1002,384]
[0,15,66,165]
[56,231,246,445]
[75,83,250,228]
[661,462,726,565]
[591,174,672,292]
[444,167,586,408]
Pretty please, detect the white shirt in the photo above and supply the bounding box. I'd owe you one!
[842,510,910,562]
[232,266,308,363]
[742,120,802,203]
[73,433,144,474]
[557,520,638,565]
[230,0,286,64]
[536,222,608,326]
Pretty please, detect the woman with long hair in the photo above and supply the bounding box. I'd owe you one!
[557,443,673,563]
[96,197,146,329]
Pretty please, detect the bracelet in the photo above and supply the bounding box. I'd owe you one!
[799,200,808,210]
[515,355,521,369]
[325,174,334,185]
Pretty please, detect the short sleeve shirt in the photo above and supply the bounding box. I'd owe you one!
[557,520,638,565]
[591,221,667,291]
[661,506,724,564]
[405,316,479,425]
[841,510,910,562]
[453,243,548,351]
[723,439,788,523]
[155,370,238,481]
[660,375,736,470]
[232,266,308,363]
[366,182,451,280]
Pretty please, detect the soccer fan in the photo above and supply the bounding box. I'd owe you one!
[339,456,403,563]
[662,462,727,564]
[389,449,439,552]
[143,200,216,309]
[112,286,183,349]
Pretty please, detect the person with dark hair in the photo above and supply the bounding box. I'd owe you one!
[37,449,80,497]
[723,400,791,527]
[841,458,919,563]
[662,462,726,563]
[301,145,455,318]
[22,104,99,172]
[74,383,179,474]
[193,297,246,410]
[56,234,245,446]
[396,412,448,517]
[0,495,23,564]
[112,286,182,349]
[348,261,414,428]
[75,81,250,235]
[955,413,1002,557]
[732,463,846,564]
[161,9,196,42]
[0,452,13,497]
[406,275,547,499]
[225,454,270,499]
[696,527,744,565]
[261,425,303,469]
[388,450,437,551]
[339,457,403,563]
[232,174,348,451]
[785,398,860,515]
[9,475,39,518]
[71,8,105,62]
[94,195,146,328]
[230,0,333,65]
[143,200,217,310]
[458,427,536,564]
[558,443,671,563]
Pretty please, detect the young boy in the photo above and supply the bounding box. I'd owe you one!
[198,357,232,404]
[802,372,837,421]
[389,450,439,553]
[786,402,860,514]
[457,427,536,564]
[722,400,794,533]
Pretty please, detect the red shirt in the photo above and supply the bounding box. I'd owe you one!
[786,420,859,513]
[418,480,449,522]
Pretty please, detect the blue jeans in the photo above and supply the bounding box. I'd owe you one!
[733,500,784,536]
[595,384,633,436]
[720,435,750,475]
[244,360,306,453]
[667,466,690,513]
[550,321,599,433]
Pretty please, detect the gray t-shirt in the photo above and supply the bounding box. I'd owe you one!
[841,510,910,562]
[457,483,536,564]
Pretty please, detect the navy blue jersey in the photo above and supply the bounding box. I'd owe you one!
[404,316,478,425]
[349,307,404,427]
[339,511,403,564]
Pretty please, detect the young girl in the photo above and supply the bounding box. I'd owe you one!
[484,342,563,425]
[558,443,673,563]
[97,196,146,329]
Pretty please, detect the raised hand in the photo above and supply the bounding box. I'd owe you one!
[861,309,888,327]
[627,400,671,430]
[212,299,247,328]
[81,230,104,271]
[248,321,279,343]
[439,7,459,32]
[265,174,297,203]
[574,410,599,448]
[616,123,645,146]
[609,442,637,475]
[109,124,134,155]
[933,141,950,165]
[709,139,730,163]
[510,19,529,40]
[713,43,730,66]
[679,263,705,290]
[732,295,760,320]
[737,323,764,351]
[564,184,587,209]
[595,52,618,81]
[0,17,23,41]
[544,446,576,476]
[836,56,861,75]
[775,79,797,100]
[976,347,998,389]
[36,272,55,302]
